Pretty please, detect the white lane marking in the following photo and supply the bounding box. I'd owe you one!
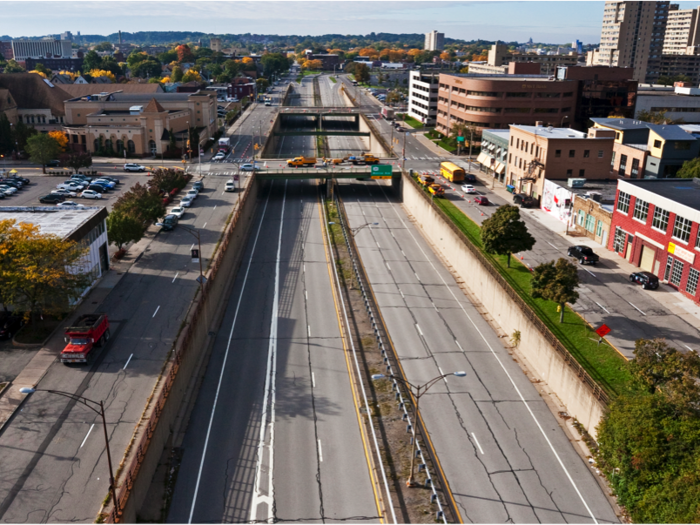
[546,241,558,249]
[455,340,464,352]
[437,366,448,384]
[381,192,600,524]
[152,306,160,318]
[249,180,286,525]
[304,264,306,273]
[318,439,323,462]
[414,272,420,281]
[685,344,695,352]
[305,290,308,300]
[628,301,647,316]
[308,325,311,337]
[172,272,179,283]
[583,267,596,277]
[594,302,610,314]
[188,183,273,523]
[190,243,195,251]
[312,372,316,388]
[401,250,406,256]
[399,290,404,298]
[203,222,207,228]
[80,424,95,449]
[123,353,133,370]
[472,432,485,455]
[416,323,424,336]
[214,205,217,210]
[386,262,391,271]
[376,241,381,248]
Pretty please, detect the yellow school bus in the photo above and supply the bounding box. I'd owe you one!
[440,161,465,182]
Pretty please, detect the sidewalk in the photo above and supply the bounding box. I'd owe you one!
[0,225,159,431]
[469,168,700,336]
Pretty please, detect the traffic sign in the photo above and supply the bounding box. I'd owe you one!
[457,136,465,142]
[191,248,200,263]
[371,165,392,177]
[595,324,611,337]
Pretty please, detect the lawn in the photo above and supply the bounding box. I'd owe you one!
[402,115,424,129]
[435,139,457,153]
[413,176,634,397]
[329,76,337,83]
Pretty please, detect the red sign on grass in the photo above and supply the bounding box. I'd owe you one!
[595,324,611,337]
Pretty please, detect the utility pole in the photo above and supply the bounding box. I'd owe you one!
[402,131,407,170]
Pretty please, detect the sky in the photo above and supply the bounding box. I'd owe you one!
[3,1,700,45]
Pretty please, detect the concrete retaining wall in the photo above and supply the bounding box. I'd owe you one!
[401,172,608,438]
[105,177,261,523]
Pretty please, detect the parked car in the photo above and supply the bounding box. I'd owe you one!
[71,175,93,184]
[51,189,78,198]
[180,195,194,207]
[629,271,659,290]
[186,189,199,200]
[193,180,204,191]
[213,152,225,161]
[158,214,179,231]
[124,163,146,172]
[2,180,23,189]
[58,182,84,192]
[0,185,17,195]
[225,180,236,192]
[80,190,102,199]
[46,159,61,168]
[169,206,185,219]
[513,193,537,208]
[93,178,116,188]
[461,184,477,194]
[57,201,86,208]
[567,245,600,265]
[40,194,65,204]
[100,176,120,185]
[240,163,261,171]
[8,176,29,184]
[0,316,24,340]
[474,196,489,205]
[88,183,111,193]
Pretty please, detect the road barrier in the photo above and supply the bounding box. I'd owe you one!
[333,185,458,524]
[102,175,261,523]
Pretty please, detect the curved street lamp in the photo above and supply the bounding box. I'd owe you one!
[18,387,119,514]
[372,371,466,486]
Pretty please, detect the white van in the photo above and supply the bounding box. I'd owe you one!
[225,180,236,192]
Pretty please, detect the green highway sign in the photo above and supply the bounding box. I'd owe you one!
[371,165,393,176]
[457,136,465,142]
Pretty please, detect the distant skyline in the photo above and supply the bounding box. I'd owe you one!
[3,1,700,45]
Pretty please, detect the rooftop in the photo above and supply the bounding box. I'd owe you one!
[0,206,104,240]
[590,118,651,130]
[647,123,698,141]
[549,178,620,205]
[511,125,590,139]
[622,178,700,213]
[442,73,554,81]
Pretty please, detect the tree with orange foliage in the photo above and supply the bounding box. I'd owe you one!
[176,44,194,63]
[241,57,254,65]
[440,51,451,62]
[306,59,322,70]
[388,50,405,63]
[48,131,68,152]
[407,49,421,57]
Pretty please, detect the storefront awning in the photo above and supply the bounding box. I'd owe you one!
[476,152,489,165]
[495,163,505,175]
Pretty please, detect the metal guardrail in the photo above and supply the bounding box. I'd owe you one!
[404,172,611,405]
[334,186,458,524]
[105,175,256,522]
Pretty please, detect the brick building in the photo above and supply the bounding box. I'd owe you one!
[0,73,69,131]
[570,181,618,246]
[227,77,255,100]
[506,124,615,204]
[0,42,13,60]
[25,57,84,72]
[609,178,700,302]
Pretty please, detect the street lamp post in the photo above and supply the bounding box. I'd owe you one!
[351,222,378,235]
[372,371,466,487]
[561,115,569,128]
[18,388,120,514]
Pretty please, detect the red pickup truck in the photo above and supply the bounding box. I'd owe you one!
[60,314,110,364]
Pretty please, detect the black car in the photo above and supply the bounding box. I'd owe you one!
[0,316,24,340]
[40,194,66,204]
[567,245,600,265]
[3,180,23,189]
[463,173,476,183]
[7,176,29,184]
[46,160,61,168]
[629,271,659,290]
[88,183,110,193]
[159,214,179,231]
[101,176,120,185]
[513,193,537,208]
[71,175,93,183]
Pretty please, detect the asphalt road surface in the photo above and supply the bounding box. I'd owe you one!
[338,179,619,524]
[167,179,380,524]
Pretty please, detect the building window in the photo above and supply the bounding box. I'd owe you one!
[631,158,640,178]
[579,169,585,177]
[596,219,603,237]
[567,169,573,176]
[674,141,691,150]
[578,210,585,226]
[598,150,604,158]
[633,198,649,222]
[611,151,616,166]
[619,154,627,176]
[654,139,662,148]
[617,191,630,213]
[614,227,626,253]
[616,132,621,140]
[586,214,596,233]
[652,207,670,232]
[584,150,590,158]
[569,150,575,158]
[673,215,693,243]
[671,259,685,286]
[697,229,700,249]
[555,149,561,157]
[687,268,699,296]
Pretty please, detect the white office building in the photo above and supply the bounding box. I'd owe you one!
[11,39,72,61]
[424,31,444,51]
[408,70,439,126]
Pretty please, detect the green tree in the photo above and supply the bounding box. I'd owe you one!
[147,168,187,193]
[100,56,123,77]
[354,63,370,83]
[677,157,700,179]
[531,258,580,323]
[131,58,162,78]
[93,41,113,52]
[33,62,52,76]
[171,65,184,82]
[107,211,144,251]
[26,133,61,174]
[157,49,179,64]
[481,205,535,268]
[12,120,37,152]
[168,128,176,153]
[59,151,92,173]
[82,50,102,71]
[112,182,166,225]
[3,60,25,73]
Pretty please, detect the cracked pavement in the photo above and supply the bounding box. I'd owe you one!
[340,180,619,524]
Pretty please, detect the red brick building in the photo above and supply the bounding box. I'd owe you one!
[609,178,700,302]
